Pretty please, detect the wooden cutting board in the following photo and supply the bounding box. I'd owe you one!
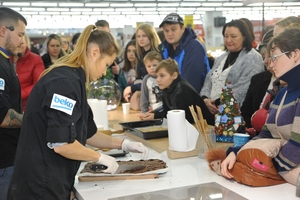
[78,173,158,182]
[125,132,233,159]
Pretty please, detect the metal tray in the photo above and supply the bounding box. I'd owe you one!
[119,119,168,140]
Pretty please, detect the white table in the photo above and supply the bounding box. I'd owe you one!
[74,135,299,200]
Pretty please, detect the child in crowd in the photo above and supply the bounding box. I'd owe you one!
[122,40,137,85]
[140,51,163,113]
[123,23,161,102]
[137,59,214,125]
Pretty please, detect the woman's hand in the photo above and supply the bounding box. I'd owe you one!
[123,86,131,102]
[221,152,236,179]
[136,112,154,120]
[203,98,219,115]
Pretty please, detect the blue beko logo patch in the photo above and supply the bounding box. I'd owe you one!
[50,93,76,115]
[0,78,5,90]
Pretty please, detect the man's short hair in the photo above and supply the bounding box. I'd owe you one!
[95,20,110,28]
[0,7,27,26]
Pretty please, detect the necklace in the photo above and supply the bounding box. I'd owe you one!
[228,54,237,68]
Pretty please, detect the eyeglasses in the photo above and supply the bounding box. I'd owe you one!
[269,51,289,63]
[62,41,68,44]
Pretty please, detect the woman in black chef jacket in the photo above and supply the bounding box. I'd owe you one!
[7,25,149,200]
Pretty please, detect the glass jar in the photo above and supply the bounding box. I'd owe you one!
[87,78,122,110]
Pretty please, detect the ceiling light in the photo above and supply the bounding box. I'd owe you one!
[3,2,30,6]
[115,8,136,12]
[59,3,84,7]
[177,8,197,11]
[47,8,69,12]
[216,8,234,11]
[223,3,243,7]
[122,11,139,15]
[158,3,179,7]
[71,8,93,12]
[234,7,252,11]
[19,12,38,15]
[180,3,201,7]
[110,3,133,7]
[137,8,157,11]
[22,8,45,12]
[197,7,216,11]
[283,2,300,6]
[264,3,283,6]
[102,12,121,15]
[94,8,114,12]
[141,12,159,15]
[85,3,109,7]
[202,3,223,7]
[31,3,57,7]
[134,3,157,7]
[61,12,81,15]
[39,12,60,15]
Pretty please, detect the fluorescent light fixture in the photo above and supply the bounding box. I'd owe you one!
[85,3,109,7]
[102,12,120,15]
[223,3,243,7]
[59,3,84,7]
[177,11,194,15]
[31,3,57,7]
[177,8,197,11]
[158,3,179,7]
[39,12,60,15]
[283,2,300,6]
[137,8,157,11]
[251,7,262,10]
[197,7,215,11]
[216,7,233,11]
[264,3,283,6]
[110,3,133,7]
[158,7,178,11]
[71,8,93,12]
[61,12,81,15]
[122,11,139,15]
[180,3,201,7]
[157,0,180,1]
[22,8,45,12]
[135,3,156,7]
[47,8,69,12]
[141,12,159,15]
[159,11,174,15]
[81,12,100,15]
[194,11,205,15]
[19,12,38,15]
[247,3,263,6]
[268,7,288,10]
[93,8,114,12]
[3,2,30,6]
[202,3,223,7]
[234,7,252,11]
[131,0,155,1]
[115,8,136,12]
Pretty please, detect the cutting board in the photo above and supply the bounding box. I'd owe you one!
[78,174,158,182]
[125,132,233,159]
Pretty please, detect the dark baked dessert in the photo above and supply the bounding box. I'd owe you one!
[81,159,167,174]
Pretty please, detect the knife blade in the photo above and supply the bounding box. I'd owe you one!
[89,163,145,174]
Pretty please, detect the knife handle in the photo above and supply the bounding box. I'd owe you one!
[90,164,108,171]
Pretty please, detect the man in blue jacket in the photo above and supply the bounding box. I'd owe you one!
[159,13,210,93]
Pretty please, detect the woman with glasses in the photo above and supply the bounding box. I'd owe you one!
[221,27,300,186]
[241,17,300,136]
[60,35,72,54]
[41,34,66,69]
